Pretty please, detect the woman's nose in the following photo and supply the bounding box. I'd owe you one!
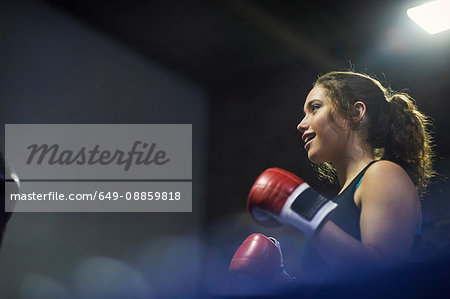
[297,117,308,134]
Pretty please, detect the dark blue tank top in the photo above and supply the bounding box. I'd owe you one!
[297,161,377,283]
[327,161,379,240]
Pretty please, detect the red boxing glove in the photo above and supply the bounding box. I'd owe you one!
[229,233,294,289]
[247,168,337,238]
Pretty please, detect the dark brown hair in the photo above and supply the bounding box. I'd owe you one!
[313,71,434,195]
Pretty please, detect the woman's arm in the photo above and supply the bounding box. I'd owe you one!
[310,161,421,270]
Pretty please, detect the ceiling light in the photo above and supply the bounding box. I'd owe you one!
[407,0,450,34]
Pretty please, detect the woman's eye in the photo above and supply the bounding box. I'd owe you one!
[311,104,321,111]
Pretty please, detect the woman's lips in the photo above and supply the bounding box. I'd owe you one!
[304,137,314,150]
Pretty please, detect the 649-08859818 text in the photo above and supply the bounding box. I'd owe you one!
[97,191,182,201]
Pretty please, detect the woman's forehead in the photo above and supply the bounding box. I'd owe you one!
[304,86,330,107]
[306,85,328,101]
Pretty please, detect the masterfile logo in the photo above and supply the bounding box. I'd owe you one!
[26,141,170,171]
[5,124,191,180]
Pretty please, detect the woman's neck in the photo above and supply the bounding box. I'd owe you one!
[333,138,374,192]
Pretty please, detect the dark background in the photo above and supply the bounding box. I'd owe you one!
[0,0,449,297]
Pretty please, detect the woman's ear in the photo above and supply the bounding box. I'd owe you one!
[353,101,367,123]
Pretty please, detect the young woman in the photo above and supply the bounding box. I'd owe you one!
[296,71,434,281]
[231,71,434,291]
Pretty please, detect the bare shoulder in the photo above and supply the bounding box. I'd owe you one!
[356,160,419,207]
[364,160,414,187]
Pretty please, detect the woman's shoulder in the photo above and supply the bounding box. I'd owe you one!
[357,160,418,205]
[366,160,408,178]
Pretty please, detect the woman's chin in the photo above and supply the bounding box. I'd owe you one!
[307,152,319,163]
[307,151,327,164]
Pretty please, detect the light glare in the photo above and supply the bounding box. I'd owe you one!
[407,0,450,34]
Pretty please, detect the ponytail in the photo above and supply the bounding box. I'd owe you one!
[384,93,434,195]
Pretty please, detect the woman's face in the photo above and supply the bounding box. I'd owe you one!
[297,85,349,163]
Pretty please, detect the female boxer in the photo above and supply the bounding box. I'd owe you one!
[235,71,434,289]
[294,71,434,278]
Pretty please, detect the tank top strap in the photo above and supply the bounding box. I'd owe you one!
[354,161,377,193]
[334,160,377,201]
[355,176,363,190]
